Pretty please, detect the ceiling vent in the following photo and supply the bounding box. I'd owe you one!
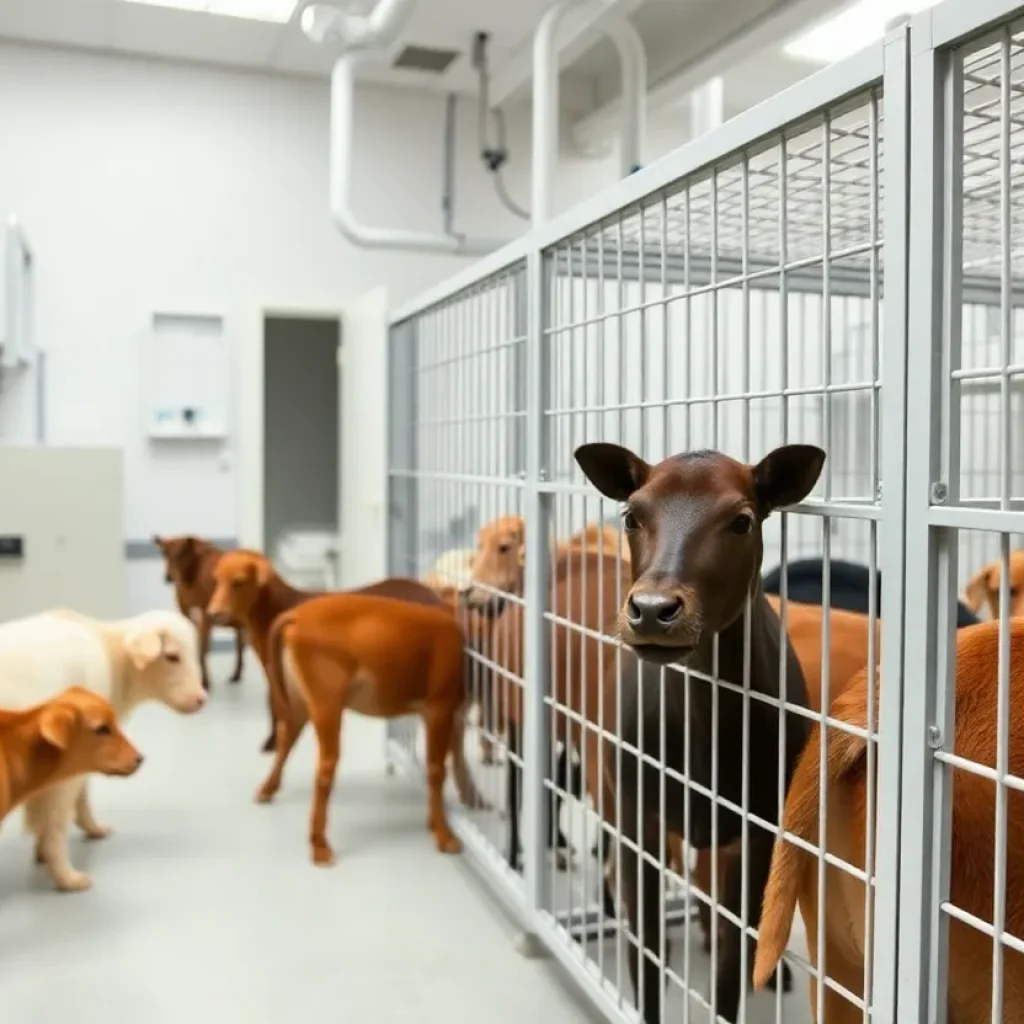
[392,44,460,74]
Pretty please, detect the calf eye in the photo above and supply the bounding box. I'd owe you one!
[730,515,753,535]
[622,509,640,532]
[95,724,112,736]
[497,543,512,555]
[165,651,181,664]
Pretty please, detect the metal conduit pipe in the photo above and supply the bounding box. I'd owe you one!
[305,1,512,256]
[532,0,647,226]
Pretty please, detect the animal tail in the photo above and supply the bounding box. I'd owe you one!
[752,683,874,990]
[265,611,297,724]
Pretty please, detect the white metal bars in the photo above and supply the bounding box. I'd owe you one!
[387,30,907,1024]
[901,4,1024,1024]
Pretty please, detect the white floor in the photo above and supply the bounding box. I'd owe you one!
[0,652,599,1024]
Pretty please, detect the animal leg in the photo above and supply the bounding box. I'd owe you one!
[256,701,309,803]
[197,612,213,692]
[74,783,112,841]
[261,690,277,753]
[450,702,489,811]
[308,699,344,867]
[425,702,462,855]
[29,786,90,892]
[622,810,667,1024]
[230,626,245,683]
[505,721,522,870]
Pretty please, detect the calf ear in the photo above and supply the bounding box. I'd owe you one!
[575,443,651,502]
[252,559,272,588]
[124,627,163,670]
[752,445,826,515]
[39,703,77,750]
[962,564,996,614]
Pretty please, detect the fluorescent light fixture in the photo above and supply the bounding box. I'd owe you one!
[121,0,301,23]
[784,0,940,64]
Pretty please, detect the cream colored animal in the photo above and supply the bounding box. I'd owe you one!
[422,547,476,591]
[0,608,207,892]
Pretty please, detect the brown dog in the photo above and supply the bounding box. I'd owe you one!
[154,535,246,691]
[962,550,1024,621]
[0,686,144,825]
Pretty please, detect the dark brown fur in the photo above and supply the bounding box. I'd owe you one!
[575,440,825,1024]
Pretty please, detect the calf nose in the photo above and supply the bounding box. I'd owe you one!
[626,593,684,633]
[135,754,145,769]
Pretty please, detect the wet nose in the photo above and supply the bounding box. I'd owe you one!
[135,754,145,769]
[194,691,208,711]
[626,592,684,633]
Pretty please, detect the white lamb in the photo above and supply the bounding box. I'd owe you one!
[0,608,207,892]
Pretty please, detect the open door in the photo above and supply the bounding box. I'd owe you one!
[335,285,388,590]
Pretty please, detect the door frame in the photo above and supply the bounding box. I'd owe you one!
[238,302,344,555]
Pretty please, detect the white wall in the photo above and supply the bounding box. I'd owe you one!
[0,41,523,616]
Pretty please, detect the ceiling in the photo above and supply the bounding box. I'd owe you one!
[0,0,843,123]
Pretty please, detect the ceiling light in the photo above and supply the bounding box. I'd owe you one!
[784,0,940,64]
[121,0,301,24]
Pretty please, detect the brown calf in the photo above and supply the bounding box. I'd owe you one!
[754,618,1024,1023]
[576,439,825,1024]
[154,535,246,691]
[0,687,143,825]
[254,592,475,866]
[963,549,1024,621]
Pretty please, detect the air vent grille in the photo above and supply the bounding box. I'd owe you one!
[392,44,460,74]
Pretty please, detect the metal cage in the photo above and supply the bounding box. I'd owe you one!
[382,2,1024,1022]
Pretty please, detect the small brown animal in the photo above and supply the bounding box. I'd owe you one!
[154,535,246,690]
[962,549,1024,621]
[254,592,475,866]
[207,550,486,803]
[0,686,143,826]
[754,618,1024,1023]
[576,439,825,1024]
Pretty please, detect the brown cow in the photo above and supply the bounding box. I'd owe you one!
[206,550,487,810]
[754,618,1024,1023]
[154,535,245,691]
[253,592,478,866]
[576,439,825,1024]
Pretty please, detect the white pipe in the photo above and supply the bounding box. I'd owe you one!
[329,55,508,256]
[532,0,647,226]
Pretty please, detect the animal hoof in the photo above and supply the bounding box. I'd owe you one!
[254,786,276,804]
[83,825,113,841]
[260,735,276,754]
[57,871,93,893]
[436,834,462,854]
[554,850,572,872]
[312,845,336,867]
[229,672,242,684]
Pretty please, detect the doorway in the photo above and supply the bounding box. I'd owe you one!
[262,314,340,567]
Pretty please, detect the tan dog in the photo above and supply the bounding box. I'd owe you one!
[0,687,144,825]
[962,550,1024,621]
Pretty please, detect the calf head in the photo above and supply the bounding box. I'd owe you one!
[208,550,273,624]
[39,687,144,778]
[963,550,1024,620]
[122,612,207,714]
[154,535,208,588]
[575,441,826,665]
[463,515,524,611]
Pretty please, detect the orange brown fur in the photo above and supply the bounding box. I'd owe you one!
[963,550,1024,622]
[154,535,246,690]
[253,592,477,866]
[0,687,143,825]
[754,619,1024,1022]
